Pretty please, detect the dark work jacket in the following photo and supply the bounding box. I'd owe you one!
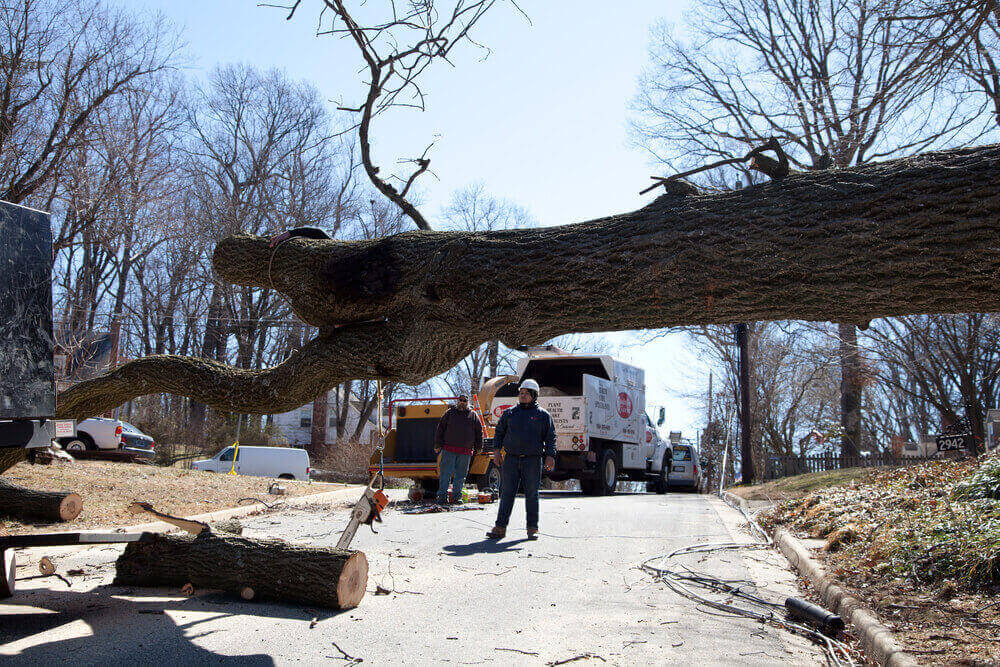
[435,406,483,455]
[494,402,557,458]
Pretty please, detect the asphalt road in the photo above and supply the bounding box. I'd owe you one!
[1,489,824,665]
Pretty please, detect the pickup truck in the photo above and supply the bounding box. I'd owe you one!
[57,417,155,459]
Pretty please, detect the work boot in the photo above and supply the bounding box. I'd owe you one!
[486,526,506,539]
[451,498,464,505]
[527,527,538,540]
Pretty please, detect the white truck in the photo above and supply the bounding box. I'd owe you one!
[488,346,672,495]
[193,445,310,480]
[57,417,156,459]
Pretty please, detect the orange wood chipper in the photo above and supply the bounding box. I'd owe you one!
[367,376,518,496]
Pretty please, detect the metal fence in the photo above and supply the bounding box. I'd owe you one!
[764,452,928,481]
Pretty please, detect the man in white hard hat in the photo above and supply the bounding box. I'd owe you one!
[486,379,556,540]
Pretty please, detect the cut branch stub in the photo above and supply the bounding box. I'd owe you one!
[58,143,1000,420]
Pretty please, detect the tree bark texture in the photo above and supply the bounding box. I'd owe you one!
[114,532,368,609]
[0,449,26,475]
[0,479,82,522]
[57,145,1000,420]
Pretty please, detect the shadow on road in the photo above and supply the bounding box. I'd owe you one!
[439,538,531,557]
[1,582,346,664]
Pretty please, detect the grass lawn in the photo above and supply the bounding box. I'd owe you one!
[762,456,1000,664]
[730,467,876,501]
[1,460,347,534]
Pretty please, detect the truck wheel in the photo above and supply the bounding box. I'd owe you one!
[63,437,93,453]
[597,449,618,496]
[477,463,501,493]
[278,474,294,480]
[654,455,669,494]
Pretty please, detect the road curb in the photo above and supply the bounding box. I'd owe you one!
[721,490,750,513]
[773,527,919,667]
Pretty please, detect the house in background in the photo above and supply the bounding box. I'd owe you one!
[271,386,380,447]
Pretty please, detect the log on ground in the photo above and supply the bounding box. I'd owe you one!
[0,478,82,522]
[0,448,26,475]
[114,532,368,609]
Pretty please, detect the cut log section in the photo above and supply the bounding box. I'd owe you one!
[114,533,368,609]
[0,479,82,522]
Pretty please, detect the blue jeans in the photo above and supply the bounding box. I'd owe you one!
[437,450,471,502]
[495,455,542,529]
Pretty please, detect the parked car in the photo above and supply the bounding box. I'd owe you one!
[667,442,701,491]
[119,422,156,459]
[192,445,310,480]
[56,417,155,459]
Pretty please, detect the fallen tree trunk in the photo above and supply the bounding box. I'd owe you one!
[56,143,1000,420]
[0,479,82,522]
[114,532,368,609]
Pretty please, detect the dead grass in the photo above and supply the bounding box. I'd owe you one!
[731,467,876,501]
[1,460,346,535]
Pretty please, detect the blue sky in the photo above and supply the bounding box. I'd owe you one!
[135,0,706,435]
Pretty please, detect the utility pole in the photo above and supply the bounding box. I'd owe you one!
[734,323,755,483]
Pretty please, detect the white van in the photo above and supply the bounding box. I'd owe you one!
[667,442,701,491]
[192,445,310,481]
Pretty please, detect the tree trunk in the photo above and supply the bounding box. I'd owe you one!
[488,339,499,378]
[0,449,25,475]
[839,323,862,457]
[56,144,1000,420]
[190,287,225,437]
[310,391,329,456]
[114,533,368,609]
[0,479,82,522]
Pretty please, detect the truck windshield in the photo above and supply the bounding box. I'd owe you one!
[672,446,692,462]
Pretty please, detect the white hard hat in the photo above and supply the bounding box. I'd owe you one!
[519,379,540,393]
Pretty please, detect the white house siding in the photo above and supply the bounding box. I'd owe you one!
[271,390,378,447]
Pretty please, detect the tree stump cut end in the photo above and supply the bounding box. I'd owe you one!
[60,494,83,522]
[336,551,368,609]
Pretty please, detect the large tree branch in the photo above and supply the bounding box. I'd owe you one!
[58,143,1000,419]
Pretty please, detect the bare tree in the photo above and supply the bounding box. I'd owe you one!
[632,0,986,458]
[863,314,1000,451]
[0,0,180,205]
[684,322,839,478]
[277,0,519,231]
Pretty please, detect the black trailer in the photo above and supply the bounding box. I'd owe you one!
[0,200,60,458]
